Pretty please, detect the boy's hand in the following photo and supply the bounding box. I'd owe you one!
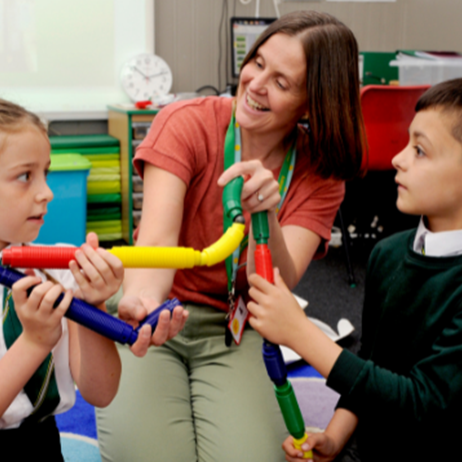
[247,268,308,349]
[69,232,124,307]
[118,295,188,357]
[11,275,73,351]
[283,433,338,462]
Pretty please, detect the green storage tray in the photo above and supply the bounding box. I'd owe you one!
[87,211,122,222]
[49,134,120,150]
[91,232,123,242]
[87,181,121,195]
[82,154,120,162]
[52,147,120,155]
[49,154,92,171]
[87,193,121,204]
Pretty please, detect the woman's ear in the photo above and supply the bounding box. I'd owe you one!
[299,112,310,133]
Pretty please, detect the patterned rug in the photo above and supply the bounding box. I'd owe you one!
[56,390,102,462]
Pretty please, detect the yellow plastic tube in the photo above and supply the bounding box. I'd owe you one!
[108,222,245,268]
[109,246,203,268]
[293,434,313,459]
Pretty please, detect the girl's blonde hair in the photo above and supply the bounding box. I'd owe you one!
[0,98,47,135]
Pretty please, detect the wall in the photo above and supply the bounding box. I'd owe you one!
[154,0,462,93]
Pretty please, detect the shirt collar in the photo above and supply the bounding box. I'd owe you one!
[413,217,462,257]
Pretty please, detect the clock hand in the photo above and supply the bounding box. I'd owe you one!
[131,66,150,79]
[148,70,169,78]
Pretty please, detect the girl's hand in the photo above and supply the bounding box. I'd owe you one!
[11,275,73,351]
[247,268,307,349]
[283,433,339,462]
[69,232,124,307]
[217,160,281,213]
[118,294,188,357]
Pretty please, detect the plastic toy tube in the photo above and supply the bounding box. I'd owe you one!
[1,223,244,269]
[0,265,180,346]
[2,178,246,270]
[251,212,313,459]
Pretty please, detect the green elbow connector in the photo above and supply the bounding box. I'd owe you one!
[223,176,244,223]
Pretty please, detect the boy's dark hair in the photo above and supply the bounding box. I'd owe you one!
[240,11,365,181]
[416,78,462,143]
[0,98,47,135]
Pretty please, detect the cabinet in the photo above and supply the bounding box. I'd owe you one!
[107,105,159,244]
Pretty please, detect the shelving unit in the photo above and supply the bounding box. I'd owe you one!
[49,134,123,244]
[107,105,160,244]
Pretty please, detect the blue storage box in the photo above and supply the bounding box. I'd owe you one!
[35,154,92,246]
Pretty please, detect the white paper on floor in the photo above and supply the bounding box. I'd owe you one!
[281,294,355,364]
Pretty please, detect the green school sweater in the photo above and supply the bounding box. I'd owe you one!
[327,229,462,461]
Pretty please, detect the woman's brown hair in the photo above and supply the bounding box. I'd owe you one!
[240,11,365,180]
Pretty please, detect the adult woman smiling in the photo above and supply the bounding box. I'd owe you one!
[96,11,365,462]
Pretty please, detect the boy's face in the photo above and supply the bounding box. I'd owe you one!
[0,126,53,251]
[392,108,462,232]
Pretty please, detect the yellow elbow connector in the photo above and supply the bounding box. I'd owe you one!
[200,222,245,266]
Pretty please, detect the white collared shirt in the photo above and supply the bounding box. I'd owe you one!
[413,218,462,257]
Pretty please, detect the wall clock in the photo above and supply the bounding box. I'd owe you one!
[120,53,173,102]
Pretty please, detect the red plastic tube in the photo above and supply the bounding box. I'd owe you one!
[2,246,77,269]
[254,244,274,283]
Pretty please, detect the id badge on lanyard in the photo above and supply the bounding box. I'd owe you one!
[223,105,297,346]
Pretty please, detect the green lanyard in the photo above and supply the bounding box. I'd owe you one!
[223,109,297,294]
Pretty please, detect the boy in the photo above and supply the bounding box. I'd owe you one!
[247,78,462,461]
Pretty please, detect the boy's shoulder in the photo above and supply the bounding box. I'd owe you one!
[367,229,415,275]
[373,229,415,254]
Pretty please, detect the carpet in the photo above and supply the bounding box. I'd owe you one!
[56,390,101,462]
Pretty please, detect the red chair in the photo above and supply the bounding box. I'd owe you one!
[360,84,431,170]
[340,84,430,286]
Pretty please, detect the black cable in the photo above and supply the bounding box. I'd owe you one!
[195,85,220,95]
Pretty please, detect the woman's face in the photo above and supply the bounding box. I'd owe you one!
[235,32,308,138]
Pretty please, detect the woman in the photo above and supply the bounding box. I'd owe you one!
[96,11,364,462]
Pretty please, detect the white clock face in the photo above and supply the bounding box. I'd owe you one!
[120,53,173,102]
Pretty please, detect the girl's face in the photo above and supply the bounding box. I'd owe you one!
[0,125,53,251]
[235,32,308,138]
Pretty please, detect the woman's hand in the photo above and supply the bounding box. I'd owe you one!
[218,160,281,213]
[118,294,188,357]
[11,274,73,351]
[283,433,340,462]
[69,232,124,307]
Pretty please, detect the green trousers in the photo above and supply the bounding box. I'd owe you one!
[96,303,288,461]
